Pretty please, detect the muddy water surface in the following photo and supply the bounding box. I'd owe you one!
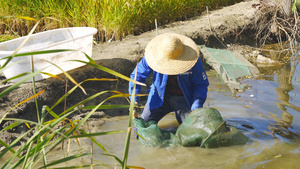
[22,52,300,169]
[69,59,300,169]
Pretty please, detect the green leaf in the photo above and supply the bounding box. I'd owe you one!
[70,130,126,138]
[1,21,40,69]
[38,153,90,169]
[0,50,75,60]
[80,104,130,110]
[0,67,47,98]
[0,121,23,132]
[44,164,104,169]
[0,139,21,158]
[70,60,146,86]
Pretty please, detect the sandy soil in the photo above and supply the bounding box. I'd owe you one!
[0,0,267,146]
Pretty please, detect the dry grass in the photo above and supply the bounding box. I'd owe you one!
[254,0,300,83]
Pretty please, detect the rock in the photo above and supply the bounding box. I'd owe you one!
[256,54,280,64]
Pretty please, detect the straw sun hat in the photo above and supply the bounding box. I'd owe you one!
[145,33,199,75]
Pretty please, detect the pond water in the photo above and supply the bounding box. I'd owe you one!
[58,56,299,169]
[6,48,298,168]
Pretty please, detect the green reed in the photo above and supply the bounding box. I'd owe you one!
[0,0,242,42]
[0,18,145,168]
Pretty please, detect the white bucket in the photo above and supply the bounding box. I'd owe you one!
[0,27,97,82]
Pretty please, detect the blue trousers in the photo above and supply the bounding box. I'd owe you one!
[141,95,191,124]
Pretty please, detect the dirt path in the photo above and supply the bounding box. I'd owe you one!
[0,0,264,146]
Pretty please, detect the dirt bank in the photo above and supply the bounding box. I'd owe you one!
[1,0,266,146]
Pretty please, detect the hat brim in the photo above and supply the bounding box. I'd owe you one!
[145,33,199,75]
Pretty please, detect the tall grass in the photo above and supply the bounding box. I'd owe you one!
[0,18,145,168]
[0,0,243,42]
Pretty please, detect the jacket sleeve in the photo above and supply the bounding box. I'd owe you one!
[128,56,152,103]
[190,58,209,110]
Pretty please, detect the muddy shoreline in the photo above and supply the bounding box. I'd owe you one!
[0,0,267,146]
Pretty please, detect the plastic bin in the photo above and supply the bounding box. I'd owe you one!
[0,27,97,82]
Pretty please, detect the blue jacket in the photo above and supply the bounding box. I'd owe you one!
[129,56,209,111]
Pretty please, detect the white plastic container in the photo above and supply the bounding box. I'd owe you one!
[0,27,97,82]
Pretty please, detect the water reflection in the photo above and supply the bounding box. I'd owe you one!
[267,112,295,138]
[275,63,294,104]
[266,62,299,138]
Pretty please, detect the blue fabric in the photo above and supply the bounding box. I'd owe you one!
[141,95,191,124]
[129,56,209,111]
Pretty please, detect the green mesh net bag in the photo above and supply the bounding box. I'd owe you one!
[133,108,247,148]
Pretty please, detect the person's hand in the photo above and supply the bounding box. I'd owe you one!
[129,102,139,119]
[133,102,139,118]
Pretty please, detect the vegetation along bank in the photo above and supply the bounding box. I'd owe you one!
[0,0,243,42]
